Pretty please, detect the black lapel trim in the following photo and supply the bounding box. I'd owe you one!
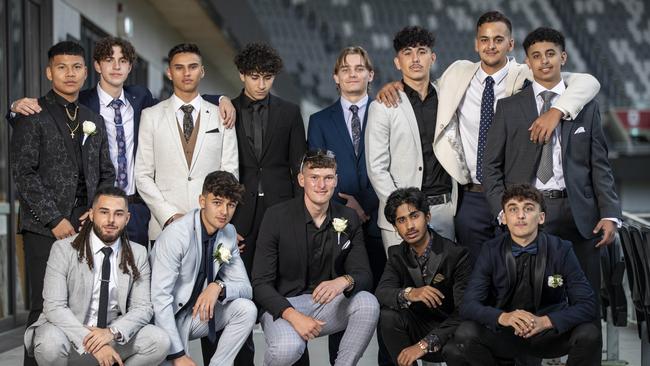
[424,232,445,285]
[498,238,517,309]
[533,233,548,310]
[401,243,426,288]
[290,197,308,279]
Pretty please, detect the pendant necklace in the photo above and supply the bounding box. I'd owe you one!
[65,104,80,138]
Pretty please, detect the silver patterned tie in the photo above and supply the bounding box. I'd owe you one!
[536,91,557,184]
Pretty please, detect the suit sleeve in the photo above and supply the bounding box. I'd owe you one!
[41,241,91,355]
[201,94,222,106]
[482,100,509,217]
[375,252,404,309]
[307,114,326,150]
[10,115,62,226]
[134,107,179,226]
[588,103,622,219]
[289,106,307,193]
[556,73,600,120]
[218,226,252,302]
[143,88,157,109]
[220,115,239,179]
[97,116,117,189]
[110,246,154,344]
[459,245,504,331]
[251,209,292,319]
[343,213,373,294]
[150,231,186,355]
[365,102,398,202]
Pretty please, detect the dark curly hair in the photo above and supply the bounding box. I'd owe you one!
[393,26,435,53]
[48,41,85,61]
[501,184,546,213]
[384,187,429,225]
[93,36,137,65]
[476,11,512,35]
[523,27,565,54]
[202,171,245,203]
[168,43,202,63]
[234,42,283,75]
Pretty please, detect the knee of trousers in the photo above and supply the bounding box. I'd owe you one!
[453,320,484,348]
[136,324,172,360]
[350,291,380,320]
[379,308,406,334]
[441,340,465,363]
[229,298,258,326]
[266,337,306,366]
[33,324,71,364]
[570,322,601,348]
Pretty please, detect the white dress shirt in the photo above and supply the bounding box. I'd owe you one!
[532,80,566,191]
[97,84,136,195]
[340,95,369,142]
[172,94,202,129]
[84,230,121,327]
[458,59,510,184]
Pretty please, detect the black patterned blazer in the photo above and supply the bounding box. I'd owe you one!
[11,90,115,236]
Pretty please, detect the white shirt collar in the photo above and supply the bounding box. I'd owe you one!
[172,93,202,114]
[477,57,510,86]
[532,78,566,99]
[340,94,369,112]
[97,83,126,108]
[90,228,121,257]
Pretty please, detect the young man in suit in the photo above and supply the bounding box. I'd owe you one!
[366,26,456,250]
[376,187,471,366]
[482,27,621,326]
[374,11,601,263]
[252,150,379,366]
[24,187,169,366]
[150,171,257,366]
[135,43,238,241]
[308,46,390,366]
[9,36,236,246]
[445,184,600,365]
[10,41,116,366]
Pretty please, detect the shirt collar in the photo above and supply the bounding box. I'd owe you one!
[340,94,369,113]
[97,83,126,108]
[402,80,435,100]
[172,93,202,114]
[241,89,270,109]
[200,214,219,244]
[51,89,78,109]
[477,57,510,86]
[304,203,332,227]
[532,79,566,100]
[90,228,121,257]
[409,227,434,260]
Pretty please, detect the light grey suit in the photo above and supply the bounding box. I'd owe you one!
[150,209,256,366]
[24,235,169,365]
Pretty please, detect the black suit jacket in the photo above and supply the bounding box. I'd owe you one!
[227,93,306,236]
[460,232,596,334]
[10,91,116,236]
[483,85,621,238]
[251,196,373,319]
[376,231,471,346]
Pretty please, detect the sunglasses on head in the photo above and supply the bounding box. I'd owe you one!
[299,149,336,172]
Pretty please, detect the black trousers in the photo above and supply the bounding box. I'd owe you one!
[445,320,601,366]
[454,190,501,264]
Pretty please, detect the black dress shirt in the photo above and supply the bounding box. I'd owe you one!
[508,239,538,312]
[402,82,452,197]
[240,92,270,153]
[304,205,335,293]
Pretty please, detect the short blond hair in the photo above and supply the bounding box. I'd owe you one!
[333,46,374,75]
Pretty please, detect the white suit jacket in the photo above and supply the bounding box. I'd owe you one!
[24,236,153,355]
[150,209,253,356]
[434,59,601,184]
[365,89,459,231]
[135,96,239,239]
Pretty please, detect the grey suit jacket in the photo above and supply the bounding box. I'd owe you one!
[150,209,252,355]
[483,85,621,238]
[24,235,153,355]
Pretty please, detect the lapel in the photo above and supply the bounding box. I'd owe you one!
[260,94,278,161]
[424,234,445,286]
[504,60,525,97]
[116,249,132,314]
[330,100,357,162]
[190,99,211,172]
[164,99,189,173]
[124,89,141,153]
[358,99,371,164]
[397,90,424,158]
[235,96,258,163]
[400,244,426,288]
[498,238,517,308]
[85,88,101,113]
[193,210,204,279]
[533,233,548,310]
[210,227,230,281]
[78,254,95,315]
[446,63,479,132]
[78,106,95,179]
[43,93,79,167]
[290,198,308,278]
[518,87,543,165]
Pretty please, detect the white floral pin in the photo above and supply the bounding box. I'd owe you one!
[213,243,232,264]
[82,121,97,145]
[547,274,563,288]
[332,217,350,250]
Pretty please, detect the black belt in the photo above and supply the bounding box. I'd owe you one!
[127,194,145,204]
[463,183,484,193]
[427,192,451,206]
[541,189,567,199]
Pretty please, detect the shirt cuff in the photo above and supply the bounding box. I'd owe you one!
[602,217,622,228]
[397,289,410,309]
[423,333,441,353]
[551,106,569,120]
[166,350,186,361]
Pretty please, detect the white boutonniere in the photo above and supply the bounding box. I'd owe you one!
[547,274,564,288]
[332,217,350,249]
[213,243,232,264]
[82,121,97,145]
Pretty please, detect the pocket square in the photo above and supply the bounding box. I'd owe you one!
[574,127,586,135]
[206,128,220,134]
[433,273,445,284]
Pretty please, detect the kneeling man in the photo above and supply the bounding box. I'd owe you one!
[150,171,256,365]
[377,187,471,366]
[25,187,169,365]
[446,184,599,365]
[252,149,380,366]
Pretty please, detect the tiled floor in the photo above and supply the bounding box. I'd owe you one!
[1,322,642,365]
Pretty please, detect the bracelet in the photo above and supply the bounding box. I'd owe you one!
[343,274,355,290]
[417,340,428,352]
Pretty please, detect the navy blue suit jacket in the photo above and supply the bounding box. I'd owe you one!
[308,99,380,237]
[460,232,596,334]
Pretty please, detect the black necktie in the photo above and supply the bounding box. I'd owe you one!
[206,237,217,342]
[349,105,361,156]
[97,246,113,328]
[180,104,194,142]
[476,76,495,183]
[536,91,557,184]
[252,103,264,159]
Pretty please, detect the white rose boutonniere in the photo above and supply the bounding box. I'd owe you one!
[82,121,97,145]
[547,274,564,288]
[332,217,349,248]
[213,243,232,265]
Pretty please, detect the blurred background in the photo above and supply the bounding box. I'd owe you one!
[0,0,648,364]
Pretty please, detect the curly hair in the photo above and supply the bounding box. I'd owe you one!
[384,187,429,225]
[476,11,512,35]
[202,171,245,203]
[501,184,546,213]
[234,42,283,75]
[168,43,202,63]
[93,36,137,65]
[523,27,565,54]
[393,26,435,53]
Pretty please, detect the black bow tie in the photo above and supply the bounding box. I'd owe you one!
[511,243,538,257]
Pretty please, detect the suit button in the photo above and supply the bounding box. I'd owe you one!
[178,303,183,307]
[188,177,192,181]
[418,167,422,171]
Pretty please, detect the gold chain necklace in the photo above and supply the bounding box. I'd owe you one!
[65,104,80,138]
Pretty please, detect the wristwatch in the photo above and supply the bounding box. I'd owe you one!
[214,280,226,290]
[404,287,413,302]
[109,326,122,342]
